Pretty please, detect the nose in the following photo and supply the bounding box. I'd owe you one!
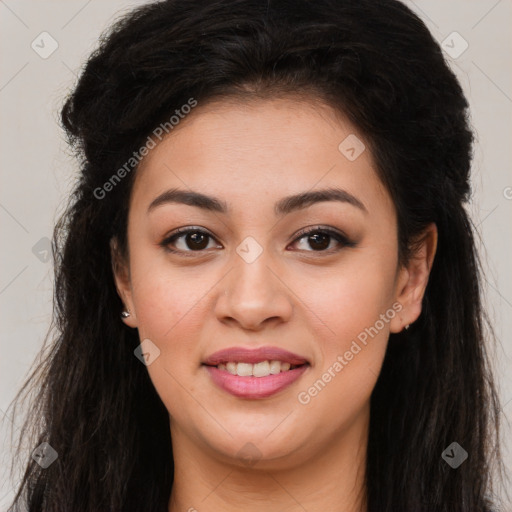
[214,250,294,331]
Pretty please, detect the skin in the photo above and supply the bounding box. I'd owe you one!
[112,96,437,512]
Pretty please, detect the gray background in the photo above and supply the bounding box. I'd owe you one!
[1,0,511,508]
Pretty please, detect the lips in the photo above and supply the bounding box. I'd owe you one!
[202,346,310,399]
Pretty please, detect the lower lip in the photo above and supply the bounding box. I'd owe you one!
[204,364,309,399]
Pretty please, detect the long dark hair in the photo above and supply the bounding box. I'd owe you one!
[7,0,505,510]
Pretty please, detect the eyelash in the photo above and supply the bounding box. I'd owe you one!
[159,225,356,257]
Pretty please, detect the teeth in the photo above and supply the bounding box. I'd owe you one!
[253,361,270,377]
[216,360,300,377]
[269,360,281,374]
[236,362,253,377]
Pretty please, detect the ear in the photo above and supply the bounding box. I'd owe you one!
[390,223,438,333]
[110,237,138,328]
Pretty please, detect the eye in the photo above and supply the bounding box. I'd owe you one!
[160,225,355,256]
[160,227,221,254]
[289,226,355,253]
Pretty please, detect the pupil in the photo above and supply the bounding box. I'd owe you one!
[187,232,208,250]
[310,233,329,250]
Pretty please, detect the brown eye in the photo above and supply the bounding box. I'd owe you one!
[182,231,209,250]
[290,227,355,253]
[304,232,331,251]
[161,225,355,256]
[161,227,220,254]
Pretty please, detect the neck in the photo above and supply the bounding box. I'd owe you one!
[168,410,368,512]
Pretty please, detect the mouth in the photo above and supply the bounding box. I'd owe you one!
[202,347,310,399]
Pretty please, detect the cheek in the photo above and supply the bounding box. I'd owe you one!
[128,239,208,336]
[130,269,210,425]
[128,256,211,392]
[293,255,396,419]
[298,252,397,348]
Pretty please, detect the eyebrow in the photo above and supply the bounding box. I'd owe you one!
[147,187,367,216]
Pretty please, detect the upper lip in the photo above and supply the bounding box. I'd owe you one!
[203,346,309,366]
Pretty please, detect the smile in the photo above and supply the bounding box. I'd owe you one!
[202,346,310,399]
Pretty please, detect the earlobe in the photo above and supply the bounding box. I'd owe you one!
[110,237,138,328]
[389,266,412,333]
[120,308,137,328]
[390,223,438,333]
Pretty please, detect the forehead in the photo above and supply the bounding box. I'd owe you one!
[129,97,393,218]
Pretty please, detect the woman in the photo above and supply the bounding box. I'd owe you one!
[7,0,504,510]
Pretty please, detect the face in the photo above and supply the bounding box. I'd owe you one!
[113,96,435,470]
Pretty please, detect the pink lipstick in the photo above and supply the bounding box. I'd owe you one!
[202,346,309,399]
